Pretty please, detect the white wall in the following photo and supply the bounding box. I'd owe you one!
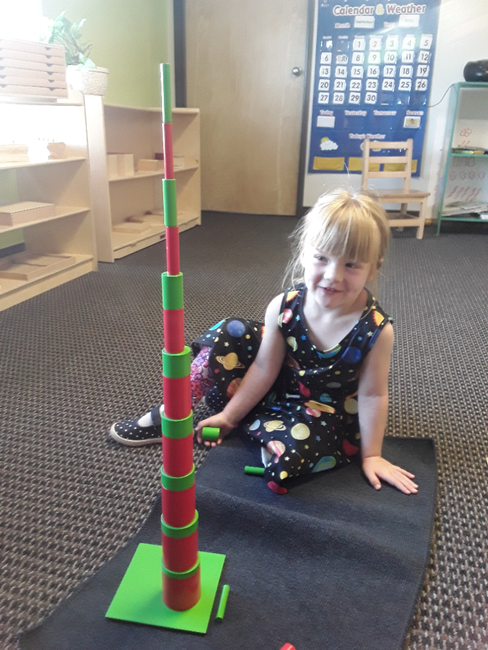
[303,0,488,216]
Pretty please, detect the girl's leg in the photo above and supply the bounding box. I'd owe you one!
[109,348,214,446]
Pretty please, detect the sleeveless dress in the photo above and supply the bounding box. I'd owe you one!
[192,285,392,488]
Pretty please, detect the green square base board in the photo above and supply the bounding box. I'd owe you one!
[106,544,226,634]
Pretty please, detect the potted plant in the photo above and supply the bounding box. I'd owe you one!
[43,12,108,96]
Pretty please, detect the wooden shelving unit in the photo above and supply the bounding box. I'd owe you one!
[84,98,201,262]
[0,95,97,311]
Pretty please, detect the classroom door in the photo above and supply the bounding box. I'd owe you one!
[185,0,308,216]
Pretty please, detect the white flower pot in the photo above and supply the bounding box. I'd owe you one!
[66,66,109,96]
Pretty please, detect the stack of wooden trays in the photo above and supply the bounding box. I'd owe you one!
[0,38,67,99]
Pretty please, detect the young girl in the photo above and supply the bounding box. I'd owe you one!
[110,190,418,496]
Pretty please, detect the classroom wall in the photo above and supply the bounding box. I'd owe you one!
[303,0,488,215]
[42,0,170,107]
[0,0,172,252]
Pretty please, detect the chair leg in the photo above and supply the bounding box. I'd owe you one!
[416,200,426,239]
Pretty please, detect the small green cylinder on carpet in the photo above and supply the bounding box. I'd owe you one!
[216,585,230,621]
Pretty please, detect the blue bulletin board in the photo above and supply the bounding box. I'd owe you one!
[308,0,441,175]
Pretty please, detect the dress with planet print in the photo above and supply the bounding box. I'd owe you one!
[192,285,392,488]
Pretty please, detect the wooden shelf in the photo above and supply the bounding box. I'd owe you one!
[0,254,95,310]
[0,97,97,311]
[109,170,164,182]
[0,206,89,233]
[84,97,201,262]
[0,156,85,171]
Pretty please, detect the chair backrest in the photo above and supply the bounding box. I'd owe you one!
[361,139,414,193]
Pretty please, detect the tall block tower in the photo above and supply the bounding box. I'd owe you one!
[106,64,225,634]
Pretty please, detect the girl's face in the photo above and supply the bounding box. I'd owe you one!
[302,246,374,312]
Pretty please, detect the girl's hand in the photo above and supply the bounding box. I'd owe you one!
[194,413,236,447]
[362,456,418,494]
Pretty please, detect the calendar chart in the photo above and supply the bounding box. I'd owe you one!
[308,0,440,174]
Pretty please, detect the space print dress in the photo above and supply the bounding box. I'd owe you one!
[192,285,392,488]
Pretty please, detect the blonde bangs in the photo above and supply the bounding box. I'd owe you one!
[308,203,380,264]
[305,191,388,264]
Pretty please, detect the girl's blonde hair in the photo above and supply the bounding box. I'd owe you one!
[285,189,390,287]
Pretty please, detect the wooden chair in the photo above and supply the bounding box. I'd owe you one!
[361,138,429,239]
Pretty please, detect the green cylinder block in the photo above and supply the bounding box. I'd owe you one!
[201,427,220,442]
[161,412,193,439]
[161,465,195,492]
[161,63,172,124]
[161,511,199,539]
[162,272,183,310]
[162,346,191,378]
[161,556,200,580]
[216,585,230,621]
[163,180,177,227]
[244,466,265,476]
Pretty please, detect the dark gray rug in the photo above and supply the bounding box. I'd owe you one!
[19,435,436,650]
[1,214,487,650]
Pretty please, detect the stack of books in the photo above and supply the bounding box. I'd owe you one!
[0,38,67,99]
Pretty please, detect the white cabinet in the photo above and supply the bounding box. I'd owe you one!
[0,94,97,311]
[84,98,201,262]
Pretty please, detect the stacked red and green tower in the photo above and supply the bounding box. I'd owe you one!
[160,62,201,611]
[106,64,224,633]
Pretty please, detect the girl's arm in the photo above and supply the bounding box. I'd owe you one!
[195,294,287,445]
[358,323,418,494]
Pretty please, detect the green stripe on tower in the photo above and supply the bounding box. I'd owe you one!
[161,512,199,538]
[162,412,193,439]
[161,465,195,491]
[162,63,172,124]
[162,346,191,378]
[162,272,183,310]
[161,557,200,580]
[163,180,177,227]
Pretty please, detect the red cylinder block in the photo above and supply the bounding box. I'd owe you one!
[163,123,174,179]
[163,308,185,353]
[162,484,195,528]
[165,226,180,276]
[162,530,198,573]
[162,375,191,420]
[163,435,194,477]
[163,567,201,611]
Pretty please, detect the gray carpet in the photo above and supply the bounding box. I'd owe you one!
[0,213,487,649]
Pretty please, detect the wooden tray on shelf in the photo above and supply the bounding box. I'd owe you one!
[0,253,76,281]
[0,201,55,227]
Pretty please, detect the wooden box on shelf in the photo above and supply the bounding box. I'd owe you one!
[0,201,55,226]
[112,221,152,235]
[137,158,164,173]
